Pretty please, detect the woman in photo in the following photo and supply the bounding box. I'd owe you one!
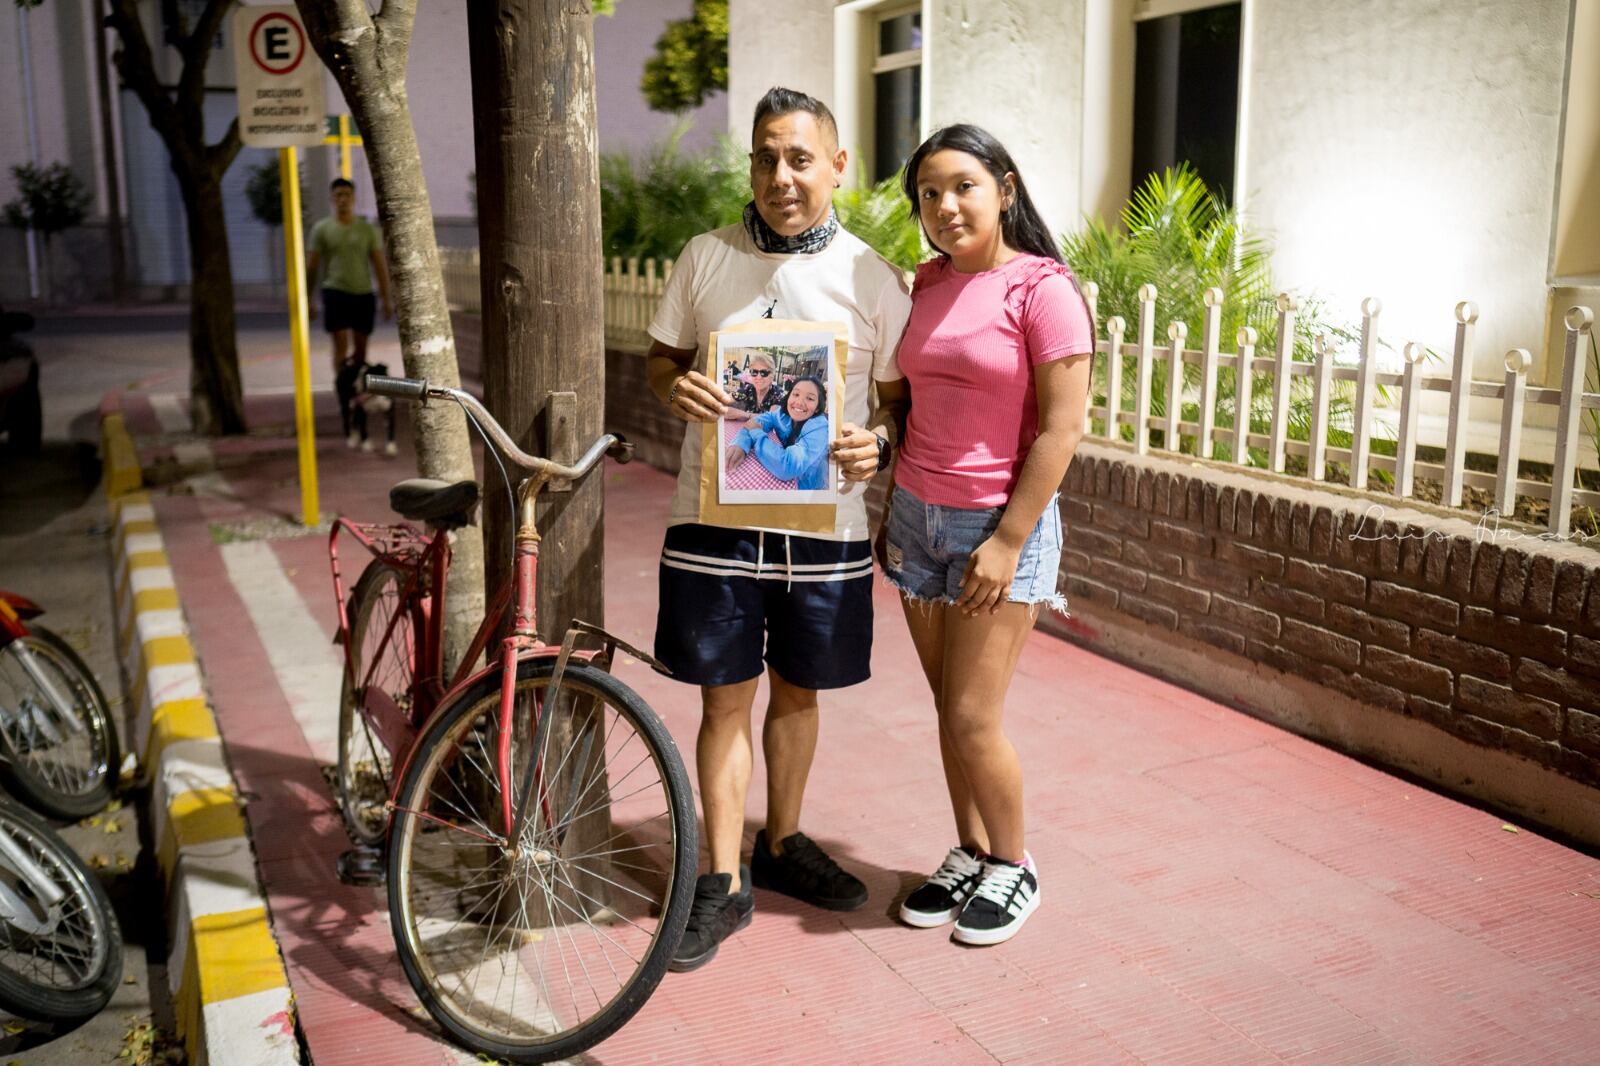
[879,124,1094,946]
[730,351,787,415]
[728,376,831,490]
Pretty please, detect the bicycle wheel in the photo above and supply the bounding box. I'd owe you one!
[0,800,121,1023]
[338,561,419,846]
[388,657,695,1063]
[0,626,120,820]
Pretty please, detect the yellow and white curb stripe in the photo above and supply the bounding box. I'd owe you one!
[109,481,299,1066]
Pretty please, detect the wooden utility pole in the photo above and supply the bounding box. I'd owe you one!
[467,0,607,638]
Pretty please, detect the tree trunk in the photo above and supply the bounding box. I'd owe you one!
[467,0,607,639]
[182,174,246,435]
[467,0,610,921]
[296,1,485,674]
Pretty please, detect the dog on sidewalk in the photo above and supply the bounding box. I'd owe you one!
[335,359,398,456]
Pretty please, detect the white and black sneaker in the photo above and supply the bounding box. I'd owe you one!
[952,852,1039,946]
[898,845,984,928]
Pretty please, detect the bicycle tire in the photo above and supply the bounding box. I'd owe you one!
[0,799,122,1023]
[337,561,419,846]
[388,657,695,1063]
[0,626,121,820]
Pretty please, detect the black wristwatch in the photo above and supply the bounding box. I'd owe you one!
[874,433,892,470]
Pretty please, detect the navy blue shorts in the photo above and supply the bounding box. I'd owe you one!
[654,524,875,690]
[322,288,375,335]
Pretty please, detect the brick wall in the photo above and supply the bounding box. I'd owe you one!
[1051,444,1600,821]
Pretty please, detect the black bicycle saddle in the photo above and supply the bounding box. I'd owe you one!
[389,479,479,528]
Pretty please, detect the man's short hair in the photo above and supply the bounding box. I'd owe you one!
[330,177,355,192]
[751,87,838,149]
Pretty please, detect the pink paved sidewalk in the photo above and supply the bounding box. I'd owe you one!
[123,390,1600,1064]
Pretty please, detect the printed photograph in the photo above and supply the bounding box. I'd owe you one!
[714,331,840,504]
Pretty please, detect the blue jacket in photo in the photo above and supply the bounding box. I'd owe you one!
[733,411,831,490]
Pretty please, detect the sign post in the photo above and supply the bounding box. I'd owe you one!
[233,4,327,526]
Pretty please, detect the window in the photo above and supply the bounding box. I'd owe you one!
[871,8,921,183]
[1130,2,1242,201]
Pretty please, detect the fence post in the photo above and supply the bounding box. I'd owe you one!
[643,258,658,337]
[1495,348,1531,517]
[1270,294,1297,473]
[1442,301,1478,507]
[1350,297,1382,490]
[1165,321,1188,453]
[1105,315,1126,442]
[1235,326,1257,464]
[1084,280,1099,331]
[1197,287,1223,459]
[1135,284,1158,455]
[1396,342,1425,499]
[1549,306,1594,537]
[1309,333,1334,481]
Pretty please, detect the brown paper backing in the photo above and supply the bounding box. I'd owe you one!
[697,318,850,534]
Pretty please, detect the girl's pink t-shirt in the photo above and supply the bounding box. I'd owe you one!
[895,253,1094,508]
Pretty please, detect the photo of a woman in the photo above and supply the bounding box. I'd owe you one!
[727,376,831,490]
[729,351,787,415]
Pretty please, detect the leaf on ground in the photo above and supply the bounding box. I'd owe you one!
[1500,824,1520,834]
[81,815,102,828]
[2,1022,24,1035]
[104,820,123,834]
[89,854,109,869]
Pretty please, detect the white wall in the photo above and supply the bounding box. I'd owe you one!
[400,6,475,221]
[1239,0,1572,383]
[727,0,836,149]
[923,0,1087,241]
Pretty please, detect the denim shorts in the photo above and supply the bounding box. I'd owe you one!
[882,485,1065,610]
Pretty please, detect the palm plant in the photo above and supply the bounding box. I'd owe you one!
[833,171,923,273]
[1062,165,1368,467]
[599,127,746,263]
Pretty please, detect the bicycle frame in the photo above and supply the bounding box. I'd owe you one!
[330,472,655,849]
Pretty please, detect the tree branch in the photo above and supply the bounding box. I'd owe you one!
[207,117,242,180]
[373,0,418,73]
[177,0,234,108]
[105,0,191,170]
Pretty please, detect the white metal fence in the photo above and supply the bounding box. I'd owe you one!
[441,251,1600,536]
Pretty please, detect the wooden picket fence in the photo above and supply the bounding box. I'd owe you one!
[1083,284,1599,536]
[443,251,1600,537]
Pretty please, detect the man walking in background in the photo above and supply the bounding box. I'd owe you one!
[307,177,392,449]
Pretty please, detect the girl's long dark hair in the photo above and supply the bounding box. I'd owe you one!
[901,124,1063,264]
[782,376,827,446]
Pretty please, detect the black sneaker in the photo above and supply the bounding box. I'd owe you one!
[668,865,753,973]
[952,852,1039,946]
[750,829,868,912]
[898,845,984,928]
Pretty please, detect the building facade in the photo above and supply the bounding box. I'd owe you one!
[728,0,1599,395]
[0,0,725,304]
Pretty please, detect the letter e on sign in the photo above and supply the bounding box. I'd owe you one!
[232,4,326,148]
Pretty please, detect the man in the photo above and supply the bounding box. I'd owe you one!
[307,177,392,449]
[646,87,911,971]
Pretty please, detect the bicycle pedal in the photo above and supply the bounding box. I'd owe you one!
[336,846,386,887]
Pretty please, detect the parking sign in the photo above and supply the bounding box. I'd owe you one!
[233,5,326,148]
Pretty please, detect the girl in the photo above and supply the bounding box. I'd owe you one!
[728,376,831,490]
[880,125,1094,945]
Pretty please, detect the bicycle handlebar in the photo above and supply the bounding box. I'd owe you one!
[364,375,632,480]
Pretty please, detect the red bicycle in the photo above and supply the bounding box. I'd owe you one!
[328,376,695,1063]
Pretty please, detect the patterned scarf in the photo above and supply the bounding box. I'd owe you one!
[743,201,839,254]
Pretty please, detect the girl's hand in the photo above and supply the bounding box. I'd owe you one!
[727,445,748,468]
[956,536,1022,616]
[743,417,762,430]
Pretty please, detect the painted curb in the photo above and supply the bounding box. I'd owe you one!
[108,461,299,1063]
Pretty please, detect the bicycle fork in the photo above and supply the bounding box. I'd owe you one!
[0,641,87,746]
[0,820,66,935]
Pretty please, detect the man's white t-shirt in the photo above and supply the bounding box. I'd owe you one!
[647,222,913,542]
